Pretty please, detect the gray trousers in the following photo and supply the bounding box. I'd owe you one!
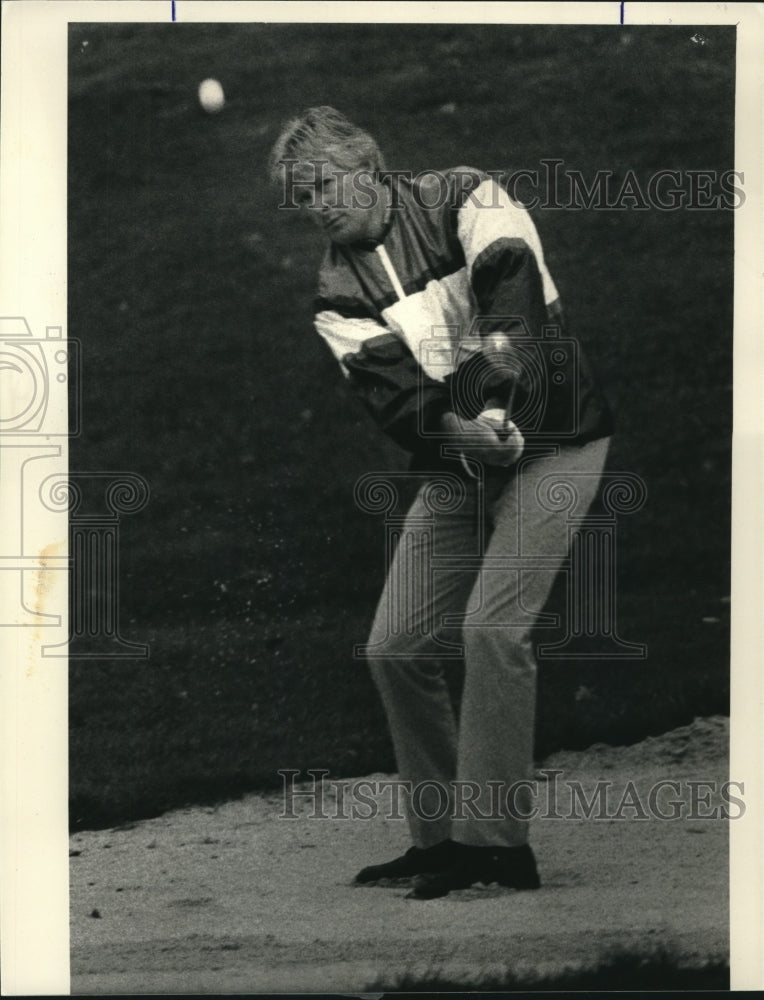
[366,437,610,848]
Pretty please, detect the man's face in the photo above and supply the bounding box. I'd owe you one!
[291,157,385,245]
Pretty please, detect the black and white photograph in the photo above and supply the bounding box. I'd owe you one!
[1,1,762,993]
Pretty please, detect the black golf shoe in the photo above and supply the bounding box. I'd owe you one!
[407,842,540,899]
[354,839,459,885]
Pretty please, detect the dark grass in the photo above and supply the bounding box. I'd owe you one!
[369,947,729,991]
[68,24,733,831]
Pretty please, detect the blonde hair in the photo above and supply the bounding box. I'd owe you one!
[268,106,386,183]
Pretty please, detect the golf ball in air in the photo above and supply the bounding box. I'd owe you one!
[198,78,225,113]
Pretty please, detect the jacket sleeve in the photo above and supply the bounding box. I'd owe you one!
[456,174,560,317]
[314,301,451,453]
[451,178,564,433]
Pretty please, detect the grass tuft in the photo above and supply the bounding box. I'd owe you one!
[369,947,729,992]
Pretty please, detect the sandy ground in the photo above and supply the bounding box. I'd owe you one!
[70,717,729,993]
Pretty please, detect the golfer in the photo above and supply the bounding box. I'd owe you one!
[270,107,613,899]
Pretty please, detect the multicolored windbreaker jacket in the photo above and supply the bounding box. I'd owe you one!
[313,167,613,472]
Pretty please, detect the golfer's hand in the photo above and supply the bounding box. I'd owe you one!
[440,411,525,467]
